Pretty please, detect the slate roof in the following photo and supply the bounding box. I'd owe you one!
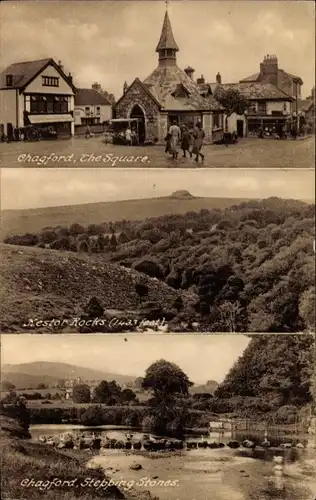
[240,70,303,85]
[0,58,76,91]
[156,11,179,52]
[240,72,260,83]
[144,65,223,111]
[75,88,112,106]
[219,82,293,100]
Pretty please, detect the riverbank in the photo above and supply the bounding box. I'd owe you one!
[1,415,157,500]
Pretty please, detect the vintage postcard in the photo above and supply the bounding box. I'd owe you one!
[1,333,316,500]
[0,0,314,168]
[0,167,315,333]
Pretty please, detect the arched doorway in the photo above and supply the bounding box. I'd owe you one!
[130,104,146,144]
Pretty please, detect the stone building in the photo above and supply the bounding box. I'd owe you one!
[115,10,224,144]
[240,54,303,99]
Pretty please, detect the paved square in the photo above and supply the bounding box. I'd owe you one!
[0,136,314,168]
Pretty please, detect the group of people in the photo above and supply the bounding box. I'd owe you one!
[257,122,299,140]
[165,120,205,163]
[124,126,138,145]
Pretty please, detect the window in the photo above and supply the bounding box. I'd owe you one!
[257,101,267,113]
[42,76,59,87]
[96,106,101,115]
[29,94,69,113]
[6,74,13,86]
[213,114,219,128]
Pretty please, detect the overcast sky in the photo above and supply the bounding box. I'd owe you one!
[1,1,314,98]
[1,168,314,210]
[1,334,250,384]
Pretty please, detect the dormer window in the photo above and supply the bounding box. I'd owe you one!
[172,83,190,98]
[6,74,13,87]
[42,76,59,87]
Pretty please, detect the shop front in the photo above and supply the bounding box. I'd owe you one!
[26,113,74,138]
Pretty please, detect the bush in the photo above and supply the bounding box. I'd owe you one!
[141,415,156,432]
[275,405,298,424]
[133,258,163,279]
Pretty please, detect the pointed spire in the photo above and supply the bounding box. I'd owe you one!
[156,10,179,53]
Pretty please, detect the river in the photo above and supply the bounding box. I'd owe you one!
[30,425,314,500]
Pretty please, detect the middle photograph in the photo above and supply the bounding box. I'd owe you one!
[0,167,315,334]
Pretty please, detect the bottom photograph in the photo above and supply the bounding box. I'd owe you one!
[1,334,316,500]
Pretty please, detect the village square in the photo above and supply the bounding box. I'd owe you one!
[0,6,314,167]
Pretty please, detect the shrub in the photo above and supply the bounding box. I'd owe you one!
[133,258,163,279]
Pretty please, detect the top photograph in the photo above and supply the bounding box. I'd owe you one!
[0,0,314,169]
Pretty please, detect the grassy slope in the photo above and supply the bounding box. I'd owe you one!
[1,415,152,500]
[0,244,195,332]
[1,195,247,239]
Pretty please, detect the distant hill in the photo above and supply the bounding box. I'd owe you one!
[0,244,195,332]
[1,372,58,390]
[0,195,249,240]
[1,361,137,389]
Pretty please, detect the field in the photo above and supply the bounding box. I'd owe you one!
[1,195,248,240]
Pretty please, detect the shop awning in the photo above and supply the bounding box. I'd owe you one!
[29,114,73,124]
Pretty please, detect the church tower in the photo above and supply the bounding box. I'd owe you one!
[155,8,179,66]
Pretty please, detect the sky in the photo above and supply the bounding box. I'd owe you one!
[0,1,314,98]
[0,334,250,384]
[1,168,314,210]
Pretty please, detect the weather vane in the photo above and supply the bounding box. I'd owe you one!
[165,0,169,10]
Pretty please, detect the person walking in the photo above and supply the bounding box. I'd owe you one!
[85,125,91,139]
[168,120,181,159]
[181,125,192,158]
[165,132,171,154]
[192,121,205,164]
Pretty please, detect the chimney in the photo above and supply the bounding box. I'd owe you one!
[58,60,64,72]
[123,81,128,94]
[196,74,205,85]
[216,72,222,84]
[68,72,73,84]
[260,54,278,86]
[92,82,102,92]
[184,66,195,79]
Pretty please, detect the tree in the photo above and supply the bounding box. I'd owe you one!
[72,384,91,403]
[69,223,85,235]
[213,87,249,131]
[216,301,245,332]
[121,388,137,404]
[36,383,47,390]
[1,381,15,391]
[93,380,122,405]
[79,405,104,426]
[133,377,144,389]
[142,360,193,400]
[299,286,315,331]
